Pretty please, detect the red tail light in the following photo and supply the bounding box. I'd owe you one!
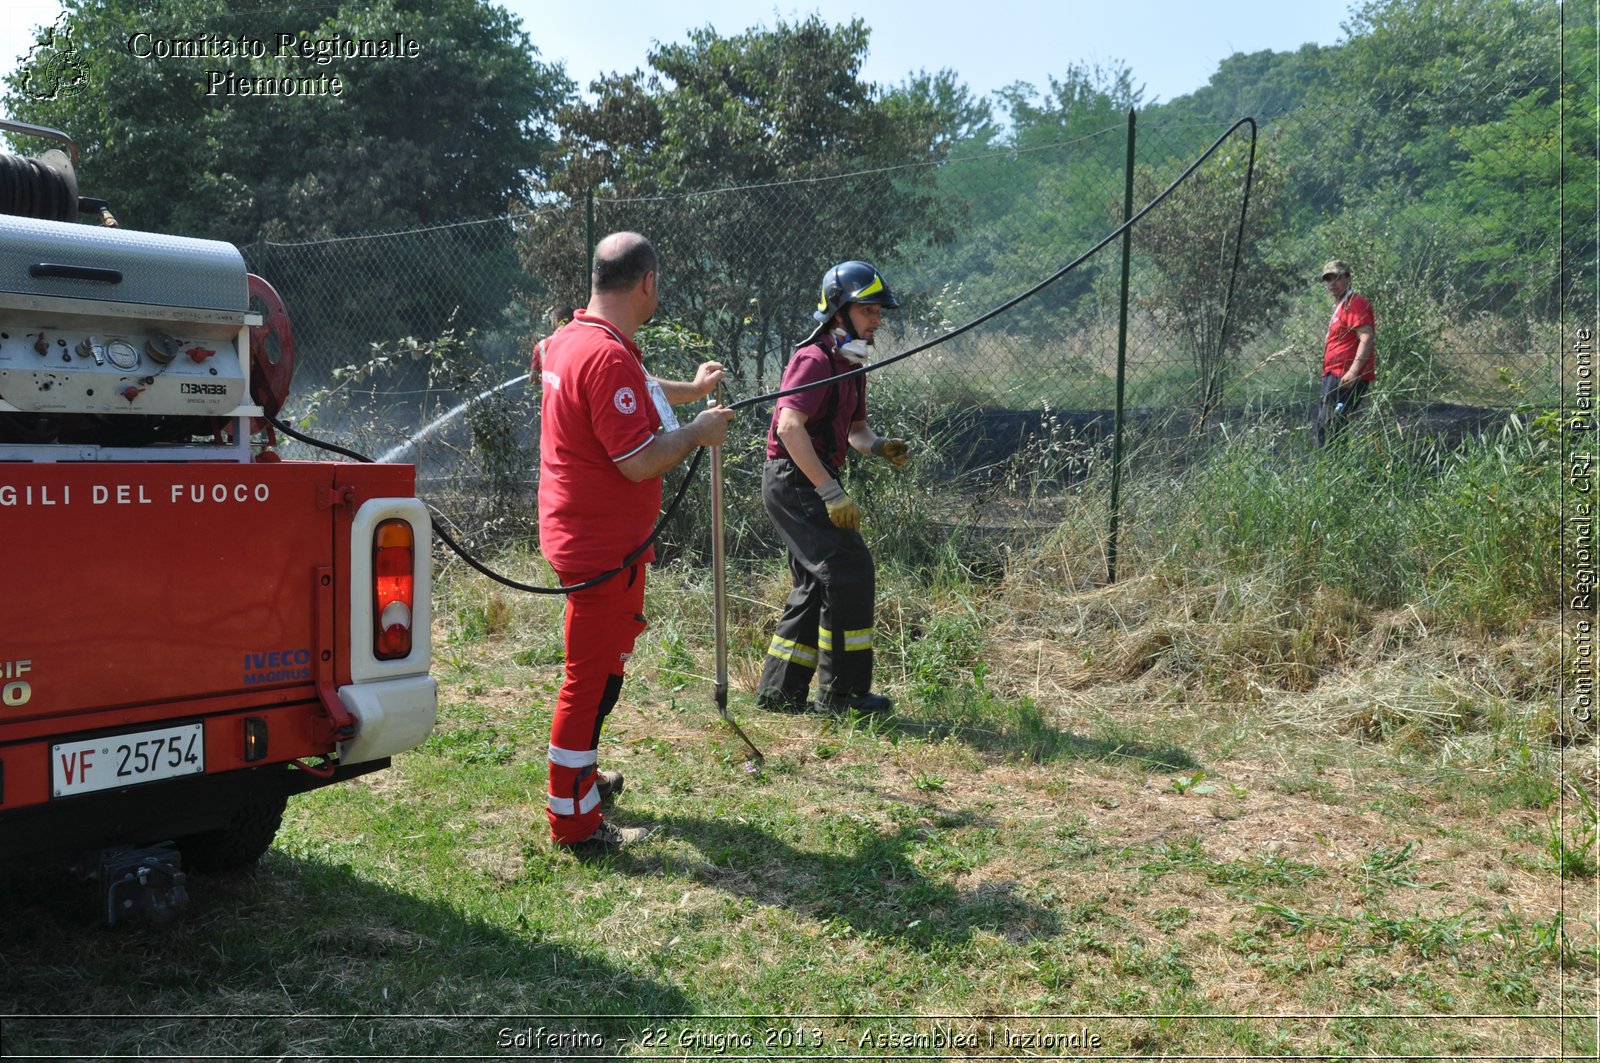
[373,519,415,659]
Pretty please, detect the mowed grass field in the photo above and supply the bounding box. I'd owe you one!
[1,418,1594,1060]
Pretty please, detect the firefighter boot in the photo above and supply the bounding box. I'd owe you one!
[756,690,819,714]
[814,691,893,716]
[565,820,650,856]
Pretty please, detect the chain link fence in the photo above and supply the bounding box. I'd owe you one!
[243,70,1565,586]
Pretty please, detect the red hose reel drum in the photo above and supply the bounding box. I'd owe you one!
[246,273,295,418]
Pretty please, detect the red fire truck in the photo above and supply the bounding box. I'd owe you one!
[0,121,436,922]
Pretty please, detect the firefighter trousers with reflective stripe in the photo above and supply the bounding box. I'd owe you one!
[757,458,876,704]
[546,562,647,843]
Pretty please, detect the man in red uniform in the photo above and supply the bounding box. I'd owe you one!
[538,231,733,852]
[1313,259,1377,447]
[754,260,912,717]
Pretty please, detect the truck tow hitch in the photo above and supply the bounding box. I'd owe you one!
[86,845,190,927]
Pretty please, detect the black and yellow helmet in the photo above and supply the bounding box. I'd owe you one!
[803,260,898,344]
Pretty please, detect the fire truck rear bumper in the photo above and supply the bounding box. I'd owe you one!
[336,675,438,765]
[0,759,388,864]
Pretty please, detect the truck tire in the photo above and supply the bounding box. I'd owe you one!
[176,794,289,873]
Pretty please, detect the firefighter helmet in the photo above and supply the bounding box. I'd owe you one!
[804,260,898,344]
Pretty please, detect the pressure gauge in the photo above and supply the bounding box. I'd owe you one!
[106,340,140,371]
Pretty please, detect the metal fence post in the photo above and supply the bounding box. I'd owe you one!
[1107,107,1136,585]
[585,189,595,290]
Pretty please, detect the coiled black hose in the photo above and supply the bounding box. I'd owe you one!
[0,151,79,222]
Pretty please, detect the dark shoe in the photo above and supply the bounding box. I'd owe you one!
[596,769,624,802]
[815,692,893,716]
[851,692,893,715]
[755,691,813,714]
[562,820,649,855]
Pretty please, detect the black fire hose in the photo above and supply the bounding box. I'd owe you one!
[266,411,703,595]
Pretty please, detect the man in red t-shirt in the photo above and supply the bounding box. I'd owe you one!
[1313,259,1377,446]
[537,231,733,852]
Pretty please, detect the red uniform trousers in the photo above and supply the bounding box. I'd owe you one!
[546,563,647,843]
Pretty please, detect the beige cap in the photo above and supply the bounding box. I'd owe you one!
[1319,259,1352,280]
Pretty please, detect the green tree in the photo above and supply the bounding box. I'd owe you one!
[4,0,573,381]
[1000,62,1144,149]
[1249,0,1566,334]
[517,16,970,387]
[1149,45,1333,130]
[1431,13,1596,317]
[900,62,1142,350]
[1128,142,1293,413]
[1282,0,1561,216]
[4,0,571,241]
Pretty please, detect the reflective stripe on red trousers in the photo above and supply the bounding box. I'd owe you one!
[547,563,647,843]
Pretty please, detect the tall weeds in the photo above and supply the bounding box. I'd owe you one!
[1151,405,1560,628]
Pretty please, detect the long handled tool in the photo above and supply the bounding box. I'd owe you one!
[710,391,764,772]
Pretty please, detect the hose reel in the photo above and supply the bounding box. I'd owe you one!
[0,148,78,223]
[246,273,295,419]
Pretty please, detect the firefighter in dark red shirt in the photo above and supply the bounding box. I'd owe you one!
[538,231,734,852]
[755,260,911,717]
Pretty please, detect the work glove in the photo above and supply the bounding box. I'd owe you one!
[872,437,912,468]
[815,478,862,531]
